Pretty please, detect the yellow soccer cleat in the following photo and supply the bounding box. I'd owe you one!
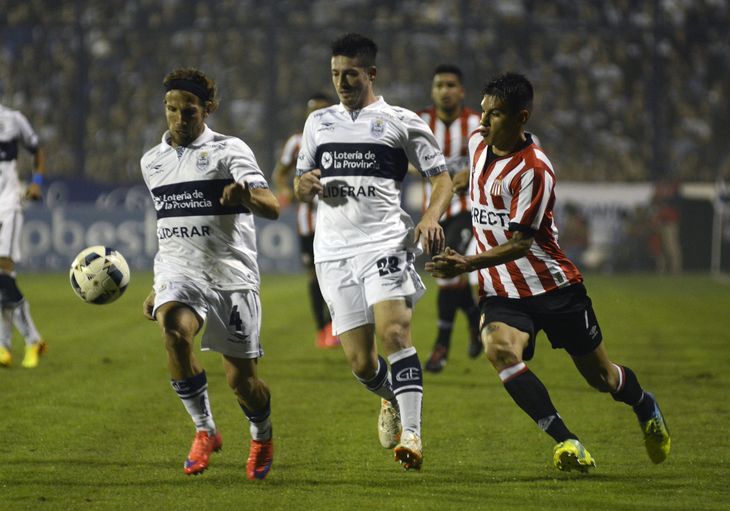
[640,393,671,464]
[0,346,12,367]
[394,430,423,471]
[21,340,47,369]
[378,399,402,449]
[553,438,596,473]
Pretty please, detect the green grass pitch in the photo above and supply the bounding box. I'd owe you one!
[1,272,728,510]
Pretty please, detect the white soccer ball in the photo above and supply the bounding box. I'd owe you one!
[69,245,130,304]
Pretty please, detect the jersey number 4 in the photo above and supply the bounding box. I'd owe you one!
[229,305,243,331]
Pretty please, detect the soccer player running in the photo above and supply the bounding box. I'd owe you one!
[0,102,48,369]
[272,92,340,349]
[294,33,452,470]
[418,64,483,373]
[141,68,279,479]
[426,73,671,471]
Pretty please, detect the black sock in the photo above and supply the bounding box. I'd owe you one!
[611,364,655,421]
[435,287,459,348]
[308,278,328,329]
[501,363,577,443]
[454,285,481,334]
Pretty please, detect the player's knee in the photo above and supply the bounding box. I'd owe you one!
[161,327,193,355]
[0,257,14,272]
[377,321,409,348]
[484,333,521,369]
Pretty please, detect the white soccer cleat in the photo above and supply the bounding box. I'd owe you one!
[378,399,402,449]
[394,430,423,470]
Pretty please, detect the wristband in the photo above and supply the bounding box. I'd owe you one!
[31,173,43,186]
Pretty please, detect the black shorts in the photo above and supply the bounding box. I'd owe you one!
[479,283,603,360]
[441,212,473,254]
[299,234,315,269]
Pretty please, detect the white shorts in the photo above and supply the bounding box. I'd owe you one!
[316,249,426,335]
[153,280,263,359]
[0,210,22,261]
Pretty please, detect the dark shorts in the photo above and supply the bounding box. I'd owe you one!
[442,212,473,254]
[299,234,315,269]
[479,283,603,360]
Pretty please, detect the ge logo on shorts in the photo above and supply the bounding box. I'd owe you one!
[321,151,333,169]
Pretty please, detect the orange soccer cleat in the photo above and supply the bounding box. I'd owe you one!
[183,430,222,475]
[246,438,274,480]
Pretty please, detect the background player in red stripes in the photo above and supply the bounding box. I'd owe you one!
[426,72,671,472]
[417,65,483,373]
[272,92,339,349]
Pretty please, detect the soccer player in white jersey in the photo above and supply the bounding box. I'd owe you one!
[427,73,670,471]
[272,92,340,349]
[141,68,280,479]
[0,102,48,369]
[418,64,483,373]
[295,33,452,471]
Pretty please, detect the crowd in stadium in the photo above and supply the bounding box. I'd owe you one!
[0,0,727,184]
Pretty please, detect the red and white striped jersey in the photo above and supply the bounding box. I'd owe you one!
[278,132,317,236]
[418,107,480,219]
[468,132,582,299]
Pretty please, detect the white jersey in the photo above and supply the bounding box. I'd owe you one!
[296,97,448,262]
[141,125,269,291]
[0,104,39,214]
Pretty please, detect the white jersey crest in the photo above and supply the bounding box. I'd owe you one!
[141,125,269,290]
[296,97,447,262]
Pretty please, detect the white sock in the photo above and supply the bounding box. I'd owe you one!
[250,418,272,441]
[14,300,41,345]
[388,347,423,436]
[171,372,217,433]
[0,307,13,349]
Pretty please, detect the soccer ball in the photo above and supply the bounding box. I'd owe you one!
[69,246,130,304]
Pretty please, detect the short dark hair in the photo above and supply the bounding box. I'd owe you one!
[163,67,219,111]
[331,33,377,68]
[482,72,533,113]
[432,64,463,83]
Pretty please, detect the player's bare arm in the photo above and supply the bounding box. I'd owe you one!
[143,289,156,320]
[415,171,452,255]
[220,182,280,220]
[24,147,46,201]
[451,169,469,194]
[294,168,323,203]
[425,230,534,278]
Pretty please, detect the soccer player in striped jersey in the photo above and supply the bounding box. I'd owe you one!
[0,102,48,369]
[426,73,670,471]
[141,68,279,479]
[418,64,483,373]
[295,33,453,470]
[272,92,340,349]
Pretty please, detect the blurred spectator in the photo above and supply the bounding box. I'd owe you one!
[0,0,726,184]
[651,178,683,274]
